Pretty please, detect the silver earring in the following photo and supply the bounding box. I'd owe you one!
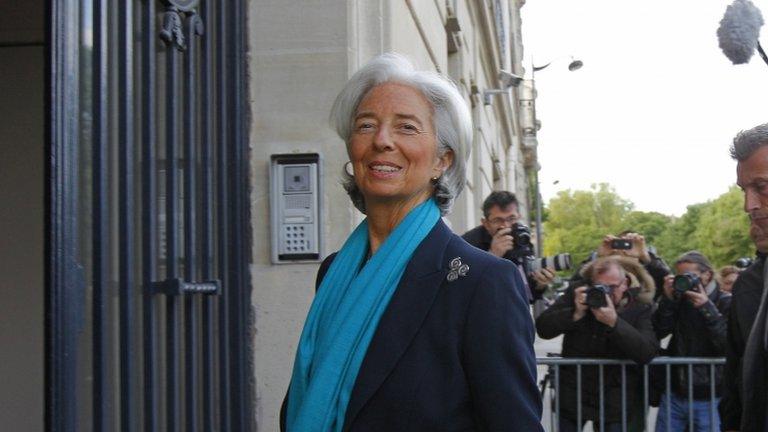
[344,161,354,176]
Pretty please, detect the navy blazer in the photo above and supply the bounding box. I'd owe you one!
[282,220,543,431]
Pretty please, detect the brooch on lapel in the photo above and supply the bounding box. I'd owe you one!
[446,257,470,282]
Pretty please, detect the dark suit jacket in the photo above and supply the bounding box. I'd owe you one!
[720,255,766,431]
[281,220,543,431]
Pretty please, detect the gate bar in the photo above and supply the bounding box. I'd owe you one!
[199,1,216,429]
[141,1,159,431]
[92,0,110,429]
[216,1,231,429]
[165,25,182,432]
[183,11,201,432]
[229,1,250,428]
[118,3,136,430]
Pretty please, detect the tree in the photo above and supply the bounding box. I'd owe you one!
[687,186,751,267]
[543,183,632,264]
[654,203,706,264]
[541,184,752,270]
[617,211,672,246]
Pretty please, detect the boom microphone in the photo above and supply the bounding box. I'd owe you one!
[717,0,765,64]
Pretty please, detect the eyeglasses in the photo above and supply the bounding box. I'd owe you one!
[488,216,518,225]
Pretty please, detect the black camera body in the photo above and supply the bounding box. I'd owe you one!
[735,257,753,269]
[673,272,701,294]
[510,223,534,256]
[585,284,610,308]
[610,238,633,250]
[507,223,573,275]
[508,223,534,272]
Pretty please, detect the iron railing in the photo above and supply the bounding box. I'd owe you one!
[537,356,725,432]
[46,1,251,431]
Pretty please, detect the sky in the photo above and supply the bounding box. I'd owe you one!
[521,0,767,216]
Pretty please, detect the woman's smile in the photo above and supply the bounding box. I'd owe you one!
[368,160,403,178]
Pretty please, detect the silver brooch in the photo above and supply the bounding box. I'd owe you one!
[447,257,470,282]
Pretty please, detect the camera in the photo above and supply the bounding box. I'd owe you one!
[585,284,610,308]
[528,253,573,273]
[507,223,572,275]
[511,223,534,256]
[735,257,753,269]
[673,272,701,294]
[610,238,633,250]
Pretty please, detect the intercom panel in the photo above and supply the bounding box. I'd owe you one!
[270,154,321,263]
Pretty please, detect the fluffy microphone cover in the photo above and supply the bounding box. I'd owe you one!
[718,0,765,64]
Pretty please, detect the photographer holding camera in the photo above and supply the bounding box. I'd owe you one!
[462,191,557,300]
[651,251,730,432]
[536,256,658,431]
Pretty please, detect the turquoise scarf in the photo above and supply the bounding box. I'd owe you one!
[286,199,440,431]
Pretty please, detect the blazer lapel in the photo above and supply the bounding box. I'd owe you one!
[342,220,453,431]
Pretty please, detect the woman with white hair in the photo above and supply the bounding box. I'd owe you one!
[281,53,542,432]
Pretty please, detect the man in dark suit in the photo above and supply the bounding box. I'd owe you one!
[462,191,555,300]
[721,123,768,432]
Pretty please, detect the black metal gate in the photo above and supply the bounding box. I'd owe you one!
[46,0,251,431]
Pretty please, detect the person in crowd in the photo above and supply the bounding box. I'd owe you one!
[721,123,768,432]
[461,190,555,300]
[280,53,542,432]
[536,256,658,432]
[652,251,730,432]
[717,265,740,295]
[570,232,670,299]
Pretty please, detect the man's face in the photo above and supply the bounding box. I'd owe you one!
[737,145,768,253]
[593,265,627,306]
[482,204,520,236]
[675,262,711,288]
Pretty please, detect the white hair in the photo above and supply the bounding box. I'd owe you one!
[329,53,472,215]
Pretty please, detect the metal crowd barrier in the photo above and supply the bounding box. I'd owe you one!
[537,356,726,432]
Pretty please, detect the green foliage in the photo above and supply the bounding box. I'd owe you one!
[653,204,705,262]
[618,211,672,246]
[542,185,752,269]
[543,183,633,264]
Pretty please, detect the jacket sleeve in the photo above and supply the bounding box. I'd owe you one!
[535,287,584,339]
[651,296,677,340]
[698,295,730,354]
[462,259,543,432]
[645,253,671,295]
[719,294,743,430]
[606,305,659,365]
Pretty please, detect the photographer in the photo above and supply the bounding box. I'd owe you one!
[651,251,730,432]
[462,191,555,300]
[571,232,670,300]
[536,257,658,431]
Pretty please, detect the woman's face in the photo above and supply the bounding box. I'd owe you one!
[349,82,453,208]
[721,272,738,293]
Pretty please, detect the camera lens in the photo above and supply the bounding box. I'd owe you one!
[554,253,572,271]
[673,272,700,293]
